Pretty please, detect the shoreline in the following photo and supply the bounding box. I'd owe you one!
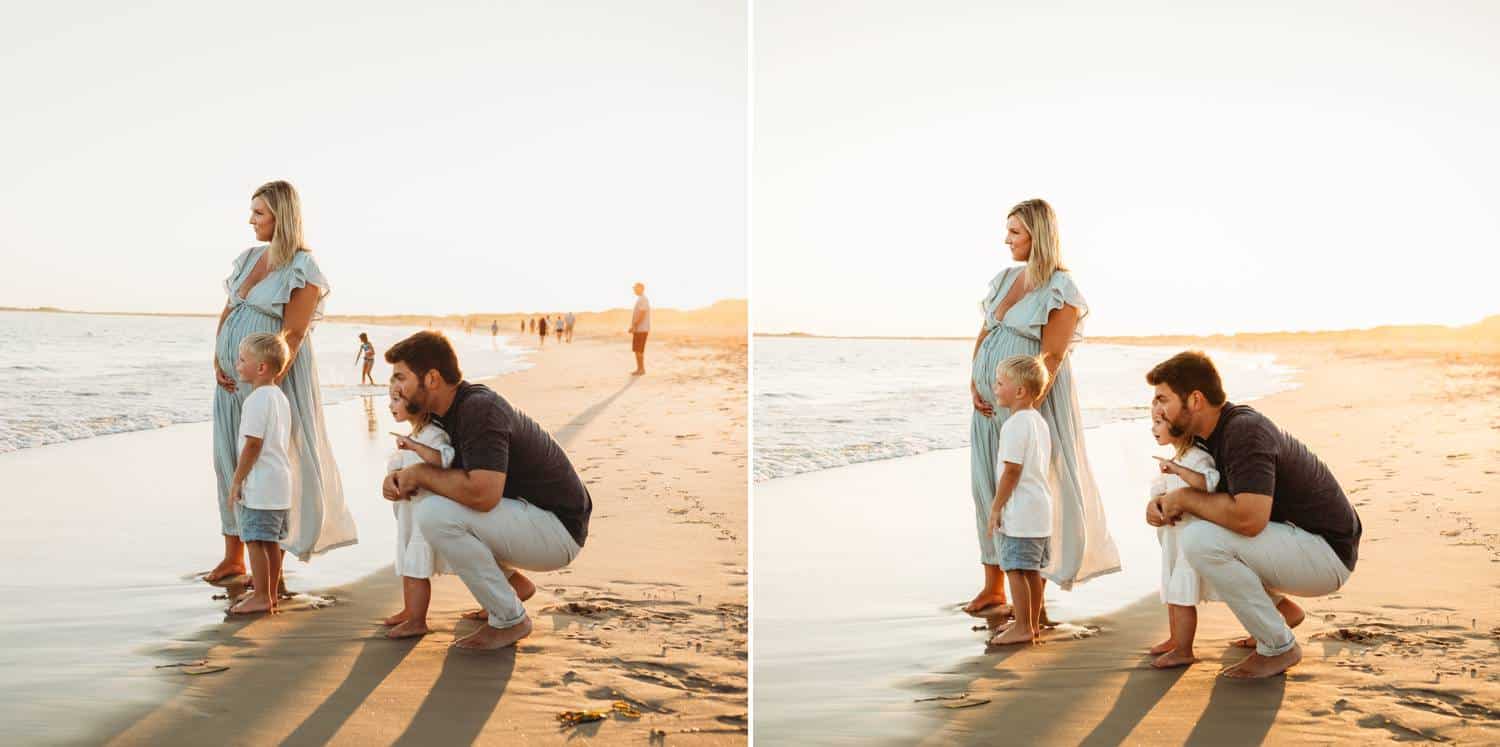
[9,332,747,744]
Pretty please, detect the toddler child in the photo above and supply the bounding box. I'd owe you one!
[382,391,455,639]
[986,354,1053,646]
[1147,415,1220,668]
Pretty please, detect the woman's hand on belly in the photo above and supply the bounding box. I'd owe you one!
[214,359,237,393]
[971,379,995,417]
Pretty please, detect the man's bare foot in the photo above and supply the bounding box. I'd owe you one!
[1221,643,1301,679]
[383,610,410,626]
[1230,598,1307,648]
[453,617,533,650]
[963,592,1007,615]
[1149,638,1176,655]
[205,561,246,583]
[229,595,273,615]
[386,619,430,639]
[1152,649,1197,669]
[988,624,1036,646]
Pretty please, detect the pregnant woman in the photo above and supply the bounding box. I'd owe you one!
[964,198,1120,615]
[205,180,358,582]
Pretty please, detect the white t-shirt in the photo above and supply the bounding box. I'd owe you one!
[997,408,1053,537]
[239,385,294,510]
[633,294,651,332]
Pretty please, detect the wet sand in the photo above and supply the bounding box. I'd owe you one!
[77,331,747,744]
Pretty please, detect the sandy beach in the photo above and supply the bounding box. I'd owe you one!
[924,330,1500,744]
[755,321,1499,745]
[65,327,747,744]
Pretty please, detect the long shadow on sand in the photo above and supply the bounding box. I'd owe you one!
[552,376,638,448]
[280,634,420,746]
[392,645,518,746]
[1181,668,1286,745]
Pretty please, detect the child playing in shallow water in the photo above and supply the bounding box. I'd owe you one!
[382,390,455,639]
[227,332,294,615]
[1147,415,1221,668]
[985,355,1053,646]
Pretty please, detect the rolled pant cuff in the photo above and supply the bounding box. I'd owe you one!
[487,610,528,629]
[1255,630,1297,657]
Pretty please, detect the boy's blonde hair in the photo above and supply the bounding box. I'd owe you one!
[995,354,1049,400]
[240,332,290,377]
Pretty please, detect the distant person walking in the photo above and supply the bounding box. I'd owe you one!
[565,311,576,343]
[355,332,377,386]
[554,315,564,342]
[629,283,651,376]
[538,315,548,346]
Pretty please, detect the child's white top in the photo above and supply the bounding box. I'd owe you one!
[239,384,293,510]
[997,408,1053,537]
[387,422,456,502]
[1150,445,1221,497]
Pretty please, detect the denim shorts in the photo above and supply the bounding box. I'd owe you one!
[999,534,1051,572]
[237,505,289,543]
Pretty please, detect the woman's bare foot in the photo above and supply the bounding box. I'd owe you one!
[1229,598,1307,648]
[229,595,273,615]
[1221,643,1301,678]
[386,619,430,639]
[963,592,1007,615]
[1151,649,1197,669]
[383,610,410,626]
[205,561,247,583]
[453,617,533,650]
[1149,638,1177,655]
[988,624,1036,646]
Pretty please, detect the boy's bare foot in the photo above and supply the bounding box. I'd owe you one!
[1039,607,1056,628]
[1149,638,1177,655]
[229,595,273,615]
[963,592,1007,615]
[453,616,533,650]
[1230,598,1306,648]
[1220,643,1301,678]
[386,619,430,639]
[205,561,246,583]
[988,624,1036,646]
[383,610,410,626]
[1151,649,1197,669]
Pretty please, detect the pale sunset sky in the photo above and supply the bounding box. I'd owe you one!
[0,2,746,317]
[753,0,1500,337]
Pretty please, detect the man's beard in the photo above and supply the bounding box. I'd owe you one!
[404,379,429,416]
[1165,408,1193,439]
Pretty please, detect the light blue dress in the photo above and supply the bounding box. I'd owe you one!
[969,267,1120,589]
[213,246,358,561]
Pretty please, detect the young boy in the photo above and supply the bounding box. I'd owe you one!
[227,332,294,615]
[986,354,1053,645]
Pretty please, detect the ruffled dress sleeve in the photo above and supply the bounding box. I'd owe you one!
[223,246,264,301]
[1011,270,1089,342]
[249,250,331,321]
[979,267,1018,331]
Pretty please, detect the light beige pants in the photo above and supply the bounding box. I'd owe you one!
[1180,519,1351,655]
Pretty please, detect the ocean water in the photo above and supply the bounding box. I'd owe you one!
[0,310,531,454]
[752,337,1298,482]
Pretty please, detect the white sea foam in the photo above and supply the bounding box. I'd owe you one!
[0,310,530,454]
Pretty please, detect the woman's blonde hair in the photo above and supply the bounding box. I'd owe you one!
[252,180,308,269]
[1009,198,1066,291]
